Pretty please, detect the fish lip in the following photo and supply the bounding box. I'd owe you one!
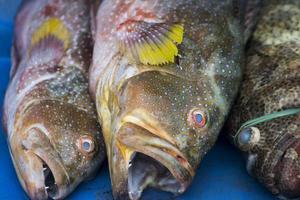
[115,122,194,198]
[271,138,300,198]
[256,135,300,197]
[32,152,69,199]
[121,109,178,146]
[29,128,70,200]
[8,147,48,200]
[10,127,71,200]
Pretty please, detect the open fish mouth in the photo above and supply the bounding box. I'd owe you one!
[115,122,194,200]
[11,149,69,200]
[128,152,188,200]
[38,155,58,199]
[10,127,70,200]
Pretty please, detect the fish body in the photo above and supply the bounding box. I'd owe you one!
[227,0,300,198]
[90,0,254,199]
[3,0,105,199]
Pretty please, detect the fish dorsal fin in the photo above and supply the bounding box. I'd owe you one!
[28,17,70,64]
[30,17,70,51]
[117,20,184,66]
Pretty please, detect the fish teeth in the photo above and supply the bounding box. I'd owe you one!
[128,152,136,168]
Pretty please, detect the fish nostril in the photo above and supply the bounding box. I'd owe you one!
[21,144,28,151]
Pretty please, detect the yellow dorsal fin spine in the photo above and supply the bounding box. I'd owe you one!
[120,22,184,66]
[160,24,184,44]
[169,24,184,43]
[140,37,156,64]
[148,35,170,64]
[31,17,70,50]
[156,34,178,61]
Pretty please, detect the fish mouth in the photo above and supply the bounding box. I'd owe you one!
[127,152,189,200]
[33,152,69,199]
[272,138,300,199]
[40,156,57,198]
[23,153,60,199]
[10,127,70,200]
[113,122,194,200]
[253,134,300,199]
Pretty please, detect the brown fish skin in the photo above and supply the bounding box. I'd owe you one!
[90,0,252,199]
[3,0,105,199]
[227,0,300,198]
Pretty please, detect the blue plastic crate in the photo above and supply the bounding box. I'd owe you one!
[0,1,276,199]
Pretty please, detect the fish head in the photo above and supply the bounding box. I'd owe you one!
[110,67,232,199]
[109,22,243,197]
[93,1,245,199]
[235,115,300,199]
[9,100,104,199]
[232,70,300,198]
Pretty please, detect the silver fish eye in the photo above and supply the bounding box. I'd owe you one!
[237,127,260,151]
[77,135,95,154]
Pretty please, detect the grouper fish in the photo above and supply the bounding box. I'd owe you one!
[3,0,105,199]
[90,0,260,199]
[227,0,300,199]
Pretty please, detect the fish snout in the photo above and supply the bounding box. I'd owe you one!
[273,140,300,199]
[10,127,70,200]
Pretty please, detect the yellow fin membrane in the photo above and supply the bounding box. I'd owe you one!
[31,17,70,50]
[120,22,184,65]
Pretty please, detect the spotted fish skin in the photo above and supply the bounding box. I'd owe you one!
[227,0,300,198]
[3,0,105,199]
[90,0,251,199]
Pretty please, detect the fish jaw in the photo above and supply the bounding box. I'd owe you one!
[258,124,300,199]
[9,126,71,200]
[109,122,194,200]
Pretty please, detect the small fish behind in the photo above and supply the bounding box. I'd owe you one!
[3,0,105,199]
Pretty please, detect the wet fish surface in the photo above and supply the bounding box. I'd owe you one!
[3,0,105,199]
[227,0,300,198]
[90,0,257,199]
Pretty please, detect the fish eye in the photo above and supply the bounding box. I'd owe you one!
[188,109,207,128]
[77,135,95,154]
[238,128,252,145]
[237,127,260,150]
